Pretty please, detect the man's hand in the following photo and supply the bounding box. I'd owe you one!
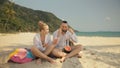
[68,28,74,34]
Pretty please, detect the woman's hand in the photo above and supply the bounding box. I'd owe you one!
[57,28,62,37]
[52,38,58,45]
[43,43,48,47]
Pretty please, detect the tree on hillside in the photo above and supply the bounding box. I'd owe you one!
[0,0,62,33]
[0,0,16,32]
[0,0,8,6]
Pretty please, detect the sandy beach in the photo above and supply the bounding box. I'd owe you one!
[0,33,120,68]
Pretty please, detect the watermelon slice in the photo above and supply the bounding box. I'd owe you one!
[64,46,71,53]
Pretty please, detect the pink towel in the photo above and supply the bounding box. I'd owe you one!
[11,56,32,64]
[14,48,27,59]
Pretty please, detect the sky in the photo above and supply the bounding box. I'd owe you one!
[13,0,120,32]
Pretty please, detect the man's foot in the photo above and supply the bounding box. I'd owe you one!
[36,58,41,64]
[60,57,66,63]
[75,51,82,58]
[77,54,82,58]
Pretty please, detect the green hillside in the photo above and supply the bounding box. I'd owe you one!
[0,0,62,33]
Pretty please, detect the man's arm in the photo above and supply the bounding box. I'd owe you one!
[68,28,77,43]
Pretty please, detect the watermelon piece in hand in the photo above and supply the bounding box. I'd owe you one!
[64,46,71,53]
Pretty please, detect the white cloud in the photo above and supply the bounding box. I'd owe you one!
[105,17,111,22]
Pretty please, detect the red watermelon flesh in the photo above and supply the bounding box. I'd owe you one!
[64,46,71,51]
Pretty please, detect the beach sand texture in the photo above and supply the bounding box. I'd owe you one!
[0,33,120,68]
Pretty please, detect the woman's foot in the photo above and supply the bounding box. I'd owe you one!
[36,58,41,64]
[48,58,56,64]
[50,60,56,64]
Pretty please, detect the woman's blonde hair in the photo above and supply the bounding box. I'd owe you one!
[38,21,48,31]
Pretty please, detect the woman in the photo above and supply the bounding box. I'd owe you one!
[31,21,57,64]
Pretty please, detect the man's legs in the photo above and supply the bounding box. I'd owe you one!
[60,44,82,62]
[52,48,67,58]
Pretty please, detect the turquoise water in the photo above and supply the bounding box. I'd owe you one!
[75,32,120,37]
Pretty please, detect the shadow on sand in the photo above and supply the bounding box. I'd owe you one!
[84,45,120,68]
[62,57,83,68]
[0,43,83,68]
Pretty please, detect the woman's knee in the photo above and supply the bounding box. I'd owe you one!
[31,46,37,51]
[31,46,41,55]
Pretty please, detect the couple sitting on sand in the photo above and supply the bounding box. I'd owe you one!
[31,20,82,64]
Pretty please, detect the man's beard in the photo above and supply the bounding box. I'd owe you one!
[62,29,67,33]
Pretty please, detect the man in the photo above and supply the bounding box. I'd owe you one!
[52,21,82,62]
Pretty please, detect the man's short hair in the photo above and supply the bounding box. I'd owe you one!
[62,21,68,24]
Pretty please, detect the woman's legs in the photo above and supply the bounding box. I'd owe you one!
[31,46,55,63]
[43,44,56,55]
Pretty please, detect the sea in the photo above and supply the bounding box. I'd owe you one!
[75,32,120,37]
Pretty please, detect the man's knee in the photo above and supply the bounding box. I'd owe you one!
[76,44,83,50]
[51,48,66,57]
[51,48,60,54]
[51,48,56,53]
